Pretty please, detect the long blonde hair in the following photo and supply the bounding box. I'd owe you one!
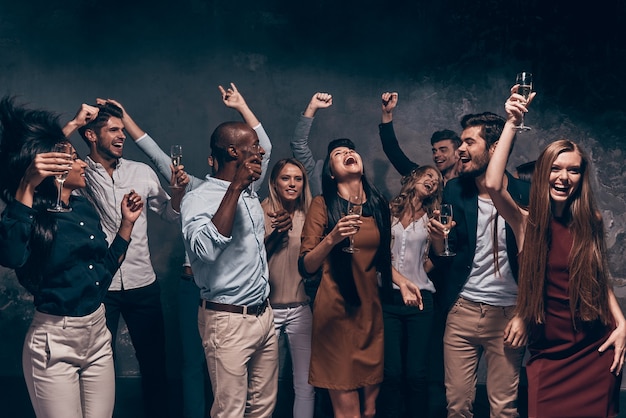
[517,139,611,326]
[390,166,443,222]
[265,158,312,214]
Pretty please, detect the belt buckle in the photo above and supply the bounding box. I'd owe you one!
[249,300,266,316]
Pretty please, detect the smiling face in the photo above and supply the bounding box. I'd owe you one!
[431,139,459,174]
[63,145,88,190]
[549,150,582,214]
[274,163,304,204]
[458,126,491,177]
[415,168,440,198]
[329,146,363,179]
[90,116,126,161]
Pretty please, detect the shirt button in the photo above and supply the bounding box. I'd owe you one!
[89,235,95,240]
[88,265,93,270]
[80,222,85,226]
[95,281,100,286]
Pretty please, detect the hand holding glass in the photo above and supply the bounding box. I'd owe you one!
[170,145,183,188]
[342,196,363,254]
[438,204,455,257]
[515,72,533,131]
[48,142,72,212]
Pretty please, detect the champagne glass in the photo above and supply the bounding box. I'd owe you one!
[438,204,455,257]
[170,144,183,188]
[515,72,533,131]
[342,195,363,254]
[48,142,72,213]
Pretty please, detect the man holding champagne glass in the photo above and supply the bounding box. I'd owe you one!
[428,110,530,418]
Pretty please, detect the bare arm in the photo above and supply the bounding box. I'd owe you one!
[301,214,361,274]
[485,86,535,250]
[392,267,423,309]
[62,104,100,138]
[599,289,626,374]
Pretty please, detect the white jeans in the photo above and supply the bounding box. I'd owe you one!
[273,304,315,418]
[23,304,115,418]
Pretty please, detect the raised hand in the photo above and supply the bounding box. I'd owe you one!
[218,82,247,111]
[96,98,126,115]
[381,92,399,123]
[63,104,100,137]
[304,92,333,117]
[504,85,537,126]
[22,152,72,189]
[232,155,263,192]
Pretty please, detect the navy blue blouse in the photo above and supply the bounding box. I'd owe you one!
[0,196,129,316]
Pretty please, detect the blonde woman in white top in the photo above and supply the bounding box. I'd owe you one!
[379,166,443,418]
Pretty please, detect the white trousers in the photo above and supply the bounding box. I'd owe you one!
[23,304,115,418]
[273,304,315,418]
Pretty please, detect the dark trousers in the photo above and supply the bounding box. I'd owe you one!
[378,289,434,418]
[104,280,169,418]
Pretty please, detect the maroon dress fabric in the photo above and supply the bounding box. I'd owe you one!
[526,219,621,418]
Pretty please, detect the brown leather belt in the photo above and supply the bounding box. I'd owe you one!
[199,298,269,316]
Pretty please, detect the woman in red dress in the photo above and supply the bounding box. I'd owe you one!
[485,86,626,418]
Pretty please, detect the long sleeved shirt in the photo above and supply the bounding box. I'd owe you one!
[290,114,323,196]
[379,121,419,176]
[181,176,270,305]
[133,123,272,193]
[81,157,179,290]
[0,197,130,316]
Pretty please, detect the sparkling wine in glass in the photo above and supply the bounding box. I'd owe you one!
[438,204,455,257]
[170,144,183,188]
[515,72,533,131]
[342,195,363,254]
[48,142,72,213]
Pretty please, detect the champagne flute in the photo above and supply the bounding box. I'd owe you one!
[515,72,533,131]
[170,144,183,188]
[438,204,455,257]
[342,195,363,254]
[48,142,72,213]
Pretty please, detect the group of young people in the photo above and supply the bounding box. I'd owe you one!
[0,81,624,418]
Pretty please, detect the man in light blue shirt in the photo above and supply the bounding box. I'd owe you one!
[181,121,277,418]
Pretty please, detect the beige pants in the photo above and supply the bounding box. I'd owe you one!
[23,304,115,418]
[198,304,278,418]
[444,297,525,418]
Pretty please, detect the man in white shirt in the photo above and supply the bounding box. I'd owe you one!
[75,102,186,418]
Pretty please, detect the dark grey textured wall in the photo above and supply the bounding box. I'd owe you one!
[1,0,625,378]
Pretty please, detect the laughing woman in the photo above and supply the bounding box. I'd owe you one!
[379,166,443,418]
[0,97,142,418]
[299,138,392,418]
[485,87,626,418]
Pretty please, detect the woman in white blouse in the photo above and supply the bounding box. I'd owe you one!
[379,166,443,418]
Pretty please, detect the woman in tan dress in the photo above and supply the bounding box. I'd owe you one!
[299,138,392,418]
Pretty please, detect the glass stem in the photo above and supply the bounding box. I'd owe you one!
[56,181,63,207]
[444,234,449,253]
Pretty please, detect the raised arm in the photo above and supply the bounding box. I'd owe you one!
[485,86,535,249]
[379,92,419,176]
[290,93,332,196]
[219,83,272,191]
[63,104,100,138]
[95,98,203,191]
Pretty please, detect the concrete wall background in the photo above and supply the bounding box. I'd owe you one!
[1,0,625,378]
